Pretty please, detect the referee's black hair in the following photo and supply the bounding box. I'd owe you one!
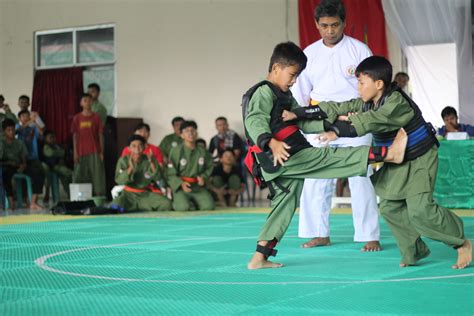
[315,0,346,22]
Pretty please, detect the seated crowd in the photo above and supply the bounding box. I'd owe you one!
[0,84,246,212]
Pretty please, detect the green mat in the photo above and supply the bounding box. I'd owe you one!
[1,214,473,315]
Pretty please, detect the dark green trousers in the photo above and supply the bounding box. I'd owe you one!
[73,154,105,196]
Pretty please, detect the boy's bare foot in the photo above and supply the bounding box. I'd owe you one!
[247,252,283,270]
[452,240,472,269]
[301,237,331,248]
[384,128,407,164]
[361,241,381,252]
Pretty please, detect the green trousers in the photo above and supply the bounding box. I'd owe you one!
[43,163,73,195]
[173,186,215,211]
[258,146,369,242]
[379,193,465,264]
[210,174,241,190]
[113,191,172,212]
[73,154,105,196]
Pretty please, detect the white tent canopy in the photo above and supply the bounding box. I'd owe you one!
[382,0,473,127]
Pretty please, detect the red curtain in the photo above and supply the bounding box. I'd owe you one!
[298,0,388,57]
[32,67,83,144]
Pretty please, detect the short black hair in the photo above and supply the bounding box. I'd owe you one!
[0,95,4,101]
[196,138,207,147]
[43,129,55,138]
[355,56,393,90]
[315,0,346,22]
[171,116,185,125]
[215,116,227,123]
[394,72,409,80]
[180,120,198,132]
[268,41,307,74]
[19,95,30,102]
[220,148,235,157]
[441,106,457,119]
[128,134,146,146]
[134,123,151,132]
[2,118,16,130]
[87,83,101,92]
[18,109,30,117]
[81,93,92,100]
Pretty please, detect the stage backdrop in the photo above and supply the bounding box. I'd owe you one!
[298,0,388,57]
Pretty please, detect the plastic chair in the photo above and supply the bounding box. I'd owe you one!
[239,155,256,206]
[12,173,33,208]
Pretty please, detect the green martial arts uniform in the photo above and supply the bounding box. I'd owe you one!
[0,110,18,136]
[92,100,108,126]
[1,138,26,165]
[159,133,183,159]
[43,144,72,194]
[1,138,44,198]
[74,154,106,196]
[209,165,243,191]
[318,91,465,264]
[113,155,172,212]
[245,84,371,242]
[166,144,215,211]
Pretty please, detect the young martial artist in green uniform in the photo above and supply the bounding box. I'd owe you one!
[112,134,172,212]
[243,42,408,270]
[166,120,215,211]
[285,56,471,270]
[87,83,108,126]
[43,130,73,196]
[208,149,244,207]
[1,119,28,210]
[159,116,185,159]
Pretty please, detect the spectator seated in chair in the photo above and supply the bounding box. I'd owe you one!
[42,130,73,199]
[1,118,44,210]
[208,149,245,207]
[208,116,244,162]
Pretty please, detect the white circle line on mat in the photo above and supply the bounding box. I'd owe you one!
[34,237,474,285]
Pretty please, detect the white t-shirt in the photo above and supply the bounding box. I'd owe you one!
[292,35,372,105]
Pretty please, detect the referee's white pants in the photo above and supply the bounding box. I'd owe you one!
[298,134,380,242]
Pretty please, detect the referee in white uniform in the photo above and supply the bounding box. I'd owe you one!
[291,0,381,251]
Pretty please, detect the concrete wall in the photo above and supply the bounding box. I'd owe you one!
[0,0,401,144]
